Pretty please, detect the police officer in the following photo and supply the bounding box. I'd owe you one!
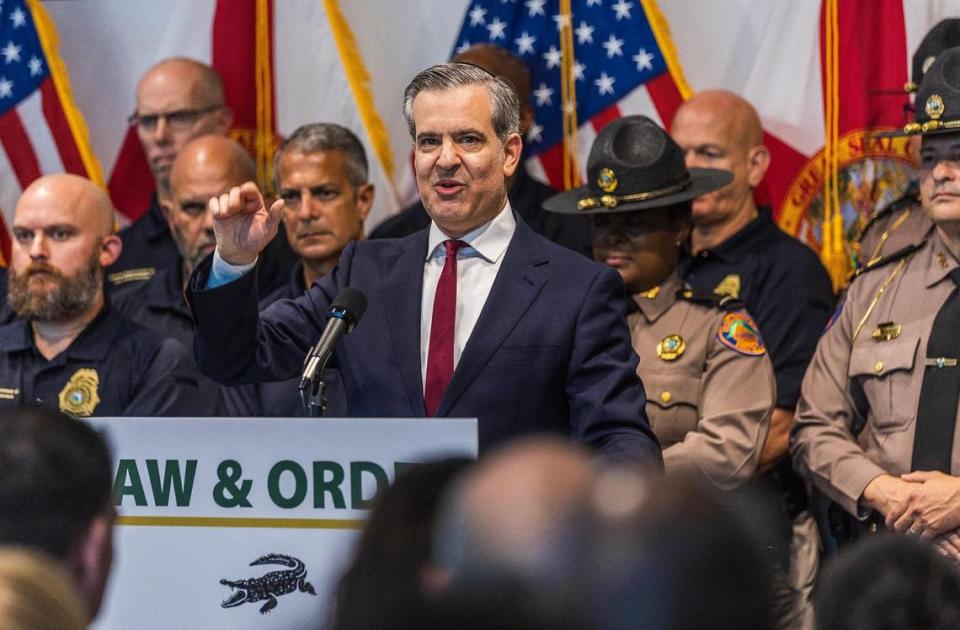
[545,116,774,488]
[0,174,198,416]
[856,21,960,262]
[792,46,960,563]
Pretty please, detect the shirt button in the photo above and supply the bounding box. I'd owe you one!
[874,361,884,373]
[660,391,672,403]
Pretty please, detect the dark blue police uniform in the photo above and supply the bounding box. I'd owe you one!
[679,208,835,409]
[0,303,200,416]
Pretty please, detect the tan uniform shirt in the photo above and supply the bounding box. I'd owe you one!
[793,228,960,516]
[629,272,774,489]
[858,199,934,264]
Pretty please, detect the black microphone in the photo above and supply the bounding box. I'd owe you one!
[299,288,367,392]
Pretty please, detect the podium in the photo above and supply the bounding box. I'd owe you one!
[87,417,478,630]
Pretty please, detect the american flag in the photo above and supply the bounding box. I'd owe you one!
[453,0,689,191]
[0,0,102,263]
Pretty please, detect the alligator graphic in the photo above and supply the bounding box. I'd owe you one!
[220,553,316,614]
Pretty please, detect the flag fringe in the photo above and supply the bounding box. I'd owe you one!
[323,0,398,202]
[26,0,104,188]
[639,0,692,101]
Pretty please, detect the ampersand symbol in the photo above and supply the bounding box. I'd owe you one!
[214,460,253,508]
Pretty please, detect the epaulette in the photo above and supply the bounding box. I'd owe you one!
[854,184,919,242]
[676,288,744,311]
[849,241,925,281]
[107,267,156,286]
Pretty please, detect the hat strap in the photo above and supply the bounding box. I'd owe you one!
[577,178,690,211]
[904,118,960,135]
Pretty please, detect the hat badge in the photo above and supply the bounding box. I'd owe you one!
[597,168,618,193]
[926,94,945,120]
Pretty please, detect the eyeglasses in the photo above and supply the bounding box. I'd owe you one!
[127,105,223,132]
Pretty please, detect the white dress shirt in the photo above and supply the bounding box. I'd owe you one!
[420,202,516,390]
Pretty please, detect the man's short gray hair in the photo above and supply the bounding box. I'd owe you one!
[402,62,520,142]
[273,123,369,189]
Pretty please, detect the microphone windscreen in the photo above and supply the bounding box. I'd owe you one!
[330,287,368,325]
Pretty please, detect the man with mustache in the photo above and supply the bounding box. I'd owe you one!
[186,63,661,461]
[224,123,370,416]
[0,174,197,416]
[793,46,960,565]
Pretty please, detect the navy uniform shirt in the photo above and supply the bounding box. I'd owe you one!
[679,208,835,409]
[107,192,301,298]
[222,262,348,417]
[110,262,227,415]
[369,166,593,257]
[0,268,11,325]
[0,303,201,417]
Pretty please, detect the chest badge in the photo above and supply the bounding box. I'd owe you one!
[713,274,741,299]
[59,368,101,417]
[657,335,686,361]
[871,322,902,342]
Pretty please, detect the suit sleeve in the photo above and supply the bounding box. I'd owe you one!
[565,267,662,466]
[790,291,887,516]
[187,242,353,385]
[663,314,774,489]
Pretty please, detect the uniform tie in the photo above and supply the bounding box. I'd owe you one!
[424,239,467,416]
[912,268,960,472]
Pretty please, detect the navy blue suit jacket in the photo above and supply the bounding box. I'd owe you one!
[187,216,660,461]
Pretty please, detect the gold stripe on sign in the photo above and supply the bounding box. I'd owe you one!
[118,516,365,530]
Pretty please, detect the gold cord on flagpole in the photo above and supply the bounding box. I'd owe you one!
[254,0,274,191]
[820,0,847,292]
[559,0,581,190]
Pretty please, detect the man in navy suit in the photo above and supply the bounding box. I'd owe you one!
[187,63,660,462]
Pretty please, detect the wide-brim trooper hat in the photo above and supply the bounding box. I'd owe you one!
[906,19,960,93]
[880,45,960,137]
[543,115,732,215]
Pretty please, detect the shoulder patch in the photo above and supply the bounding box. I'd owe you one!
[108,267,156,286]
[850,242,924,281]
[717,311,766,356]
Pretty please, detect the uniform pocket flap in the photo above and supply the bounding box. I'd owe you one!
[848,335,919,378]
[647,372,700,409]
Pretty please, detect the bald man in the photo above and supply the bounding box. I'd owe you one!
[109,58,296,296]
[109,58,233,285]
[369,44,591,257]
[0,174,198,416]
[672,90,833,630]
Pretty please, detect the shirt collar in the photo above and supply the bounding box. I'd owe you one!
[0,302,113,361]
[631,271,682,323]
[685,207,774,262]
[425,200,516,263]
[924,228,960,288]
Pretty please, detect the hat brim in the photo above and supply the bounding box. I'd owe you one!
[873,124,960,138]
[543,167,733,214]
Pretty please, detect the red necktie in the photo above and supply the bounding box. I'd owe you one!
[424,239,467,416]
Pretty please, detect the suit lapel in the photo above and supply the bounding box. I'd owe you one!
[437,220,549,415]
[381,230,429,416]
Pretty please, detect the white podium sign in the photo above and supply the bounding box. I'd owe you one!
[86,417,478,630]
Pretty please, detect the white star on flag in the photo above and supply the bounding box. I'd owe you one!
[602,34,624,58]
[10,7,25,28]
[524,0,546,17]
[469,5,487,26]
[612,0,633,21]
[0,76,12,98]
[1,41,21,64]
[527,123,544,143]
[487,17,507,40]
[573,61,586,81]
[543,45,561,69]
[586,0,603,5]
[574,21,594,45]
[515,31,536,55]
[533,82,554,106]
[633,48,655,71]
[552,13,570,31]
[28,55,42,76]
[595,72,615,95]
[563,101,576,114]
[456,40,472,54]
